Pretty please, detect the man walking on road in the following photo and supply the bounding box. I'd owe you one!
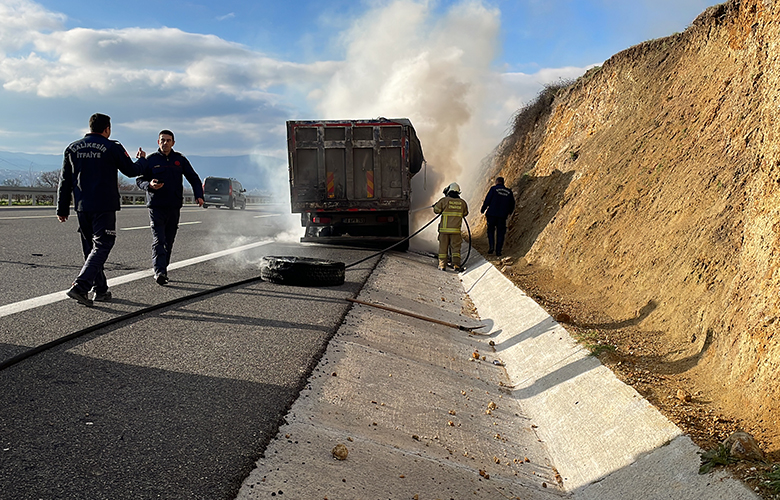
[136,130,204,285]
[433,182,469,272]
[480,176,515,257]
[57,113,148,306]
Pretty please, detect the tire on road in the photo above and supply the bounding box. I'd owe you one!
[259,256,345,287]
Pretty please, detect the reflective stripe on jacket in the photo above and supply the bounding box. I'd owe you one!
[434,196,469,234]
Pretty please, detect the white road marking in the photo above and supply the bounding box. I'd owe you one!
[0,240,272,318]
[120,221,201,231]
[254,214,283,218]
[0,214,58,220]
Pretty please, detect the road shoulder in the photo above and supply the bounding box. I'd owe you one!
[236,251,564,499]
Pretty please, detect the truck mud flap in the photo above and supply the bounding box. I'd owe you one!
[259,256,345,287]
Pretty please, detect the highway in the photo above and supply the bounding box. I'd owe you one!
[0,204,297,308]
[0,204,385,500]
[1,206,760,500]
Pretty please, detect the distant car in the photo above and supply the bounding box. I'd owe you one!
[202,177,247,210]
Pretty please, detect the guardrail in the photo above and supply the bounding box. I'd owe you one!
[0,187,273,207]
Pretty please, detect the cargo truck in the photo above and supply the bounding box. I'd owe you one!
[287,118,424,251]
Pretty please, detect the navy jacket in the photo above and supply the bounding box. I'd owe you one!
[136,150,204,208]
[480,184,516,218]
[57,133,146,216]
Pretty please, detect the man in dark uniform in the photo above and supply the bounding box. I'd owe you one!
[57,113,148,306]
[480,176,515,257]
[136,130,204,285]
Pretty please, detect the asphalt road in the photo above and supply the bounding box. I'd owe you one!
[0,204,385,500]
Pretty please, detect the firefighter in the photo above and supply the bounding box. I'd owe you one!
[57,113,148,306]
[433,182,469,272]
[480,176,515,256]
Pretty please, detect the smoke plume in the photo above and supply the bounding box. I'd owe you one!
[311,0,503,250]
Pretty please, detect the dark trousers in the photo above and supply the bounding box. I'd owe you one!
[74,211,116,294]
[486,215,507,253]
[149,207,180,276]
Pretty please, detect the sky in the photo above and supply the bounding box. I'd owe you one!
[0,0,719,179]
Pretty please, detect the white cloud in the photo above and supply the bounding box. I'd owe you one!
[216,12,236,21]
[499,65,597,113]
[0,0,65,55]
[0,0,593,161]
[0,24,342,99]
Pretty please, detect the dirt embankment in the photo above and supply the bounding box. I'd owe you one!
[469,0,780,457]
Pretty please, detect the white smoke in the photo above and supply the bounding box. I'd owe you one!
[248,150,302,244]
[255,0,592,253]
[310,0,501,253]
[315,1,500,194]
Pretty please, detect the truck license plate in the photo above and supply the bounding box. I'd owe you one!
[343,218,365,224]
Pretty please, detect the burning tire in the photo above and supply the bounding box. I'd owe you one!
[259,256,345,287]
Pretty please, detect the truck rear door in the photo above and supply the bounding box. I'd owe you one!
[288,120,408,209]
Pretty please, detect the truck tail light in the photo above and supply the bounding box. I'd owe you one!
[376,216,395,223]
[312,216,331,224]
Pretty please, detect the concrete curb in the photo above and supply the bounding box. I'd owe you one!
[461,253,758,499]
[236,251,566,499]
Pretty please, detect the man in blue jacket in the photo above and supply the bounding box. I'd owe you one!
[136,130,204,285]
[480,176,515,257]
[57,113,148,306]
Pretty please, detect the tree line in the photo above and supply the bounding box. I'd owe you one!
[2,170,140,191]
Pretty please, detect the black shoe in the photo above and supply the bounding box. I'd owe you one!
[454,265,464,272]
[92,290,112,302]
[67,287,93,307]
[488,248,494,254]
[155,273,169,285]
[496,252,502,257]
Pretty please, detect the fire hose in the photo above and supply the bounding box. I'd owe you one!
[345,209,473,270]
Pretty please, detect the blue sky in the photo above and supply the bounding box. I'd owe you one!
[1,0,718,176]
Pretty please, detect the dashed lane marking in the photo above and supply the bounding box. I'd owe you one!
[120,221,202,231]
[0,214,58,220]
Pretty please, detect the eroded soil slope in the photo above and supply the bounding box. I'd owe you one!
[468,0,780,457]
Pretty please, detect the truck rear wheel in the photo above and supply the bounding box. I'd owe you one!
[259,256,345,287]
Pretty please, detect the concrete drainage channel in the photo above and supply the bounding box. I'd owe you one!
[460,253,758,499]
[237,250,759,499]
